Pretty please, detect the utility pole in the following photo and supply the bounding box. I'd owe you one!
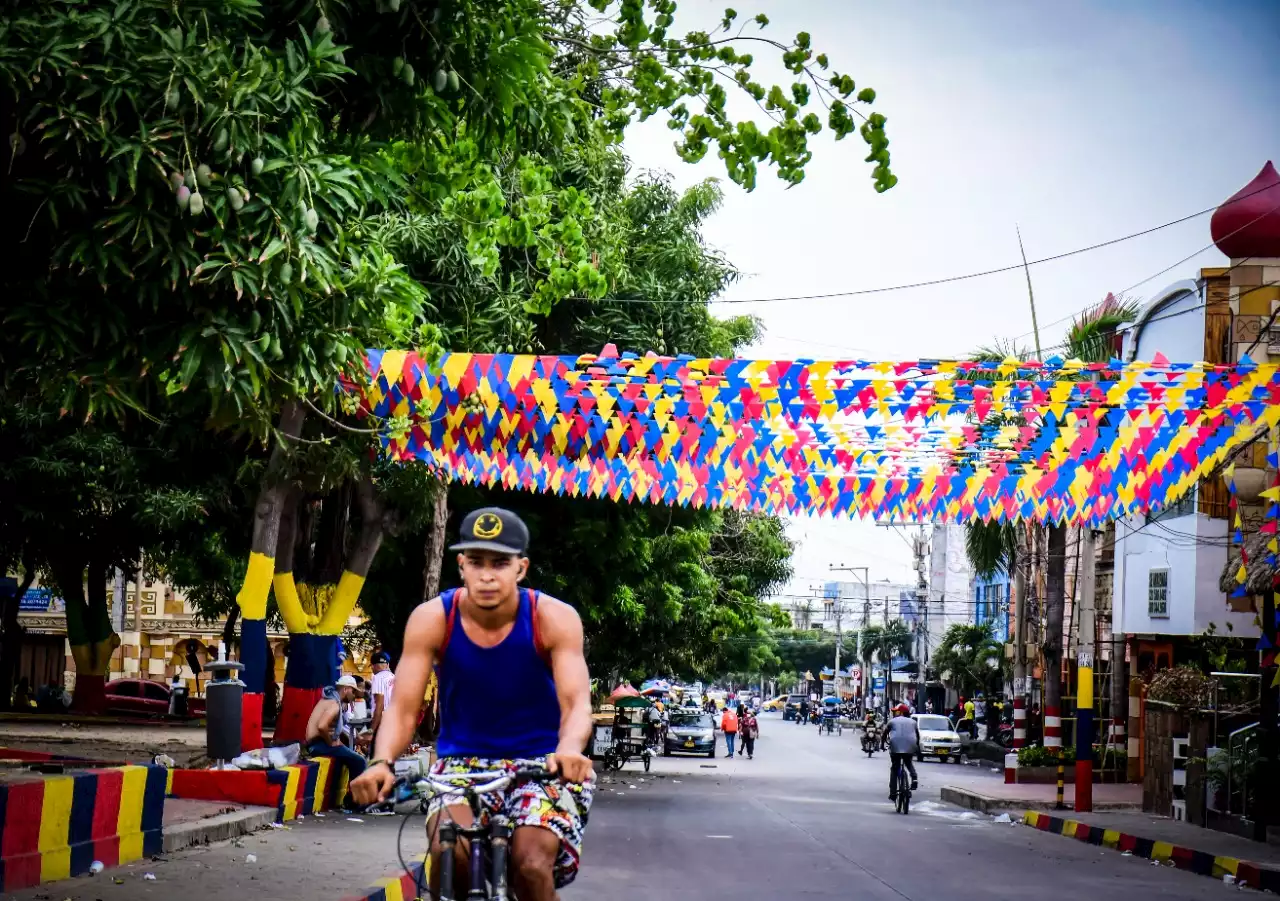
[1075,528,1097,812]
[830,565,869,707]
[882,591,891,719]
[1012,524,1029,749]
[912,529,929,712]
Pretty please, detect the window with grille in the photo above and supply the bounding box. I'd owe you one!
[1148,569,1169,618]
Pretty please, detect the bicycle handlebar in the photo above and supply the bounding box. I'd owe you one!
[387,766,558,802]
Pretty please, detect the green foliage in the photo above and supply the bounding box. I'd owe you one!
[1065,293,1140,363]
[768,630,838,679]
[0,401,249,638]
[858,619,912,664]
[1017,744,1075,767]
[931,621,1008,697]
[964,521,1018,580]
[0,0,896,678]
[570,1,894,191]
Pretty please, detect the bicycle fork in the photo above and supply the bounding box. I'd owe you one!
[436,817,515,901]
[488,817,512,901]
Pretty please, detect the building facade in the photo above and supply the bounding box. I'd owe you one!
[15,575,367,698]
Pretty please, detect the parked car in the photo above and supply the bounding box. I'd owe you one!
[664,712,717,758]
[912,713,964,762]
[104,679,206,718]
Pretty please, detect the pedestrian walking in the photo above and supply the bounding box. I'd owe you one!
[739,708,759,759]
[798,696,809,726]
[720,705,739,757]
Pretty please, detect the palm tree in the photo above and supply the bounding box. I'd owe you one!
[1065,293,1140,363]
[1042,294,1140,730]
[933,622,1007,699]
[965,521,1018,580]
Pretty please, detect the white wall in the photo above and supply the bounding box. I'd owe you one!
[1109,280,1253,639]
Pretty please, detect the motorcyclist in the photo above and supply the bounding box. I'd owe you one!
[887,703,919,801]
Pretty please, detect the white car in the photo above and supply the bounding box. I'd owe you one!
[912,714,965,762]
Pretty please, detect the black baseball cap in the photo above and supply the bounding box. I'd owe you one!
[370,651,390,665]
[450,507,530,556]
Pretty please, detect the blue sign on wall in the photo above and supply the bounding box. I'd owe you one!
[20,588,58,612]
[872,677,886,691]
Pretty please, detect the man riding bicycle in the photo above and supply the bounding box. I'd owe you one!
[887,703,919,801]
[349,507,594,901]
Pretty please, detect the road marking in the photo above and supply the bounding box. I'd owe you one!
[705,835,734,839]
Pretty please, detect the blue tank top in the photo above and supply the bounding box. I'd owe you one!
[435,587,561,759]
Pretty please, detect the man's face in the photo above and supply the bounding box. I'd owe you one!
[458,549,527,608]
[339,686,355,703]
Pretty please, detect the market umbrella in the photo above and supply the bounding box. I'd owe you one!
[613,694,653,709]
[608,682,641,704]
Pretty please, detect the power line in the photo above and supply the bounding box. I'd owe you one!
[418,182,1277,309]
[1006,196,1280,345]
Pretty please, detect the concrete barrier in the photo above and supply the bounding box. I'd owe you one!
[0,763,166,892]
[167,757,350,823]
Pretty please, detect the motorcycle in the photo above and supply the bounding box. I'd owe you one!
[860,716,885,756]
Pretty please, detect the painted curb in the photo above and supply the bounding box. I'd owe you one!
[340,856,428,901]
[1021,810,1280,893]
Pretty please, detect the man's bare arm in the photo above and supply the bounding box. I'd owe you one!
[370,693,385,734]
[540,597,593,760]
[371,600,444,764]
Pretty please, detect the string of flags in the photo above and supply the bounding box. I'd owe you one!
[349,346,1280,526]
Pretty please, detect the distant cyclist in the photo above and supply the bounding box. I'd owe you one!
[349,507,594,901]
[887,703,919,802]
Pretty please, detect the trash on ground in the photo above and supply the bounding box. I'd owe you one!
[1225,875,1237,886]
[143,873,157,880]
[245,854,258,864]
[991,813,1012,824]
[153,753,177,768]
[346,817,365,823]
[268,822,285,829]
[88,860,105,875]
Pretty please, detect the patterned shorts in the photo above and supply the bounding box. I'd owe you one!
[426,756,595,889]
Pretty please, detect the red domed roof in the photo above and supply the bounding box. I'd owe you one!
[1211,161,1280,259]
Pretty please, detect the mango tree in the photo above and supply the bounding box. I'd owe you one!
[2,0,893,744]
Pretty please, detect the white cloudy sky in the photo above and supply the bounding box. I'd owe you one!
[619,0,1280,597]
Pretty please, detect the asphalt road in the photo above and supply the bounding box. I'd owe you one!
[569,713,1231,901]
[18,713,1232,900]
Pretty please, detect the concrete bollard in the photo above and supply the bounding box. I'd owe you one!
[1005,752,1019,784]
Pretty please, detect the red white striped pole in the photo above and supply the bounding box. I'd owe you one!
[1044,705,1062,748]
[1012,696,1027,748]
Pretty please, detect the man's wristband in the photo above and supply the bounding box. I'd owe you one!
[368,758,393,772]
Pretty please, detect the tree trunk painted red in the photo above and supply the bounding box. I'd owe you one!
[70,673,106,714]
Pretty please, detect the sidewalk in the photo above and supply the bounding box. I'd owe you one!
[0,720,209,766]
[941,780,1140,812]
[933,757,1140,812]
[1021,809,1280,893]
